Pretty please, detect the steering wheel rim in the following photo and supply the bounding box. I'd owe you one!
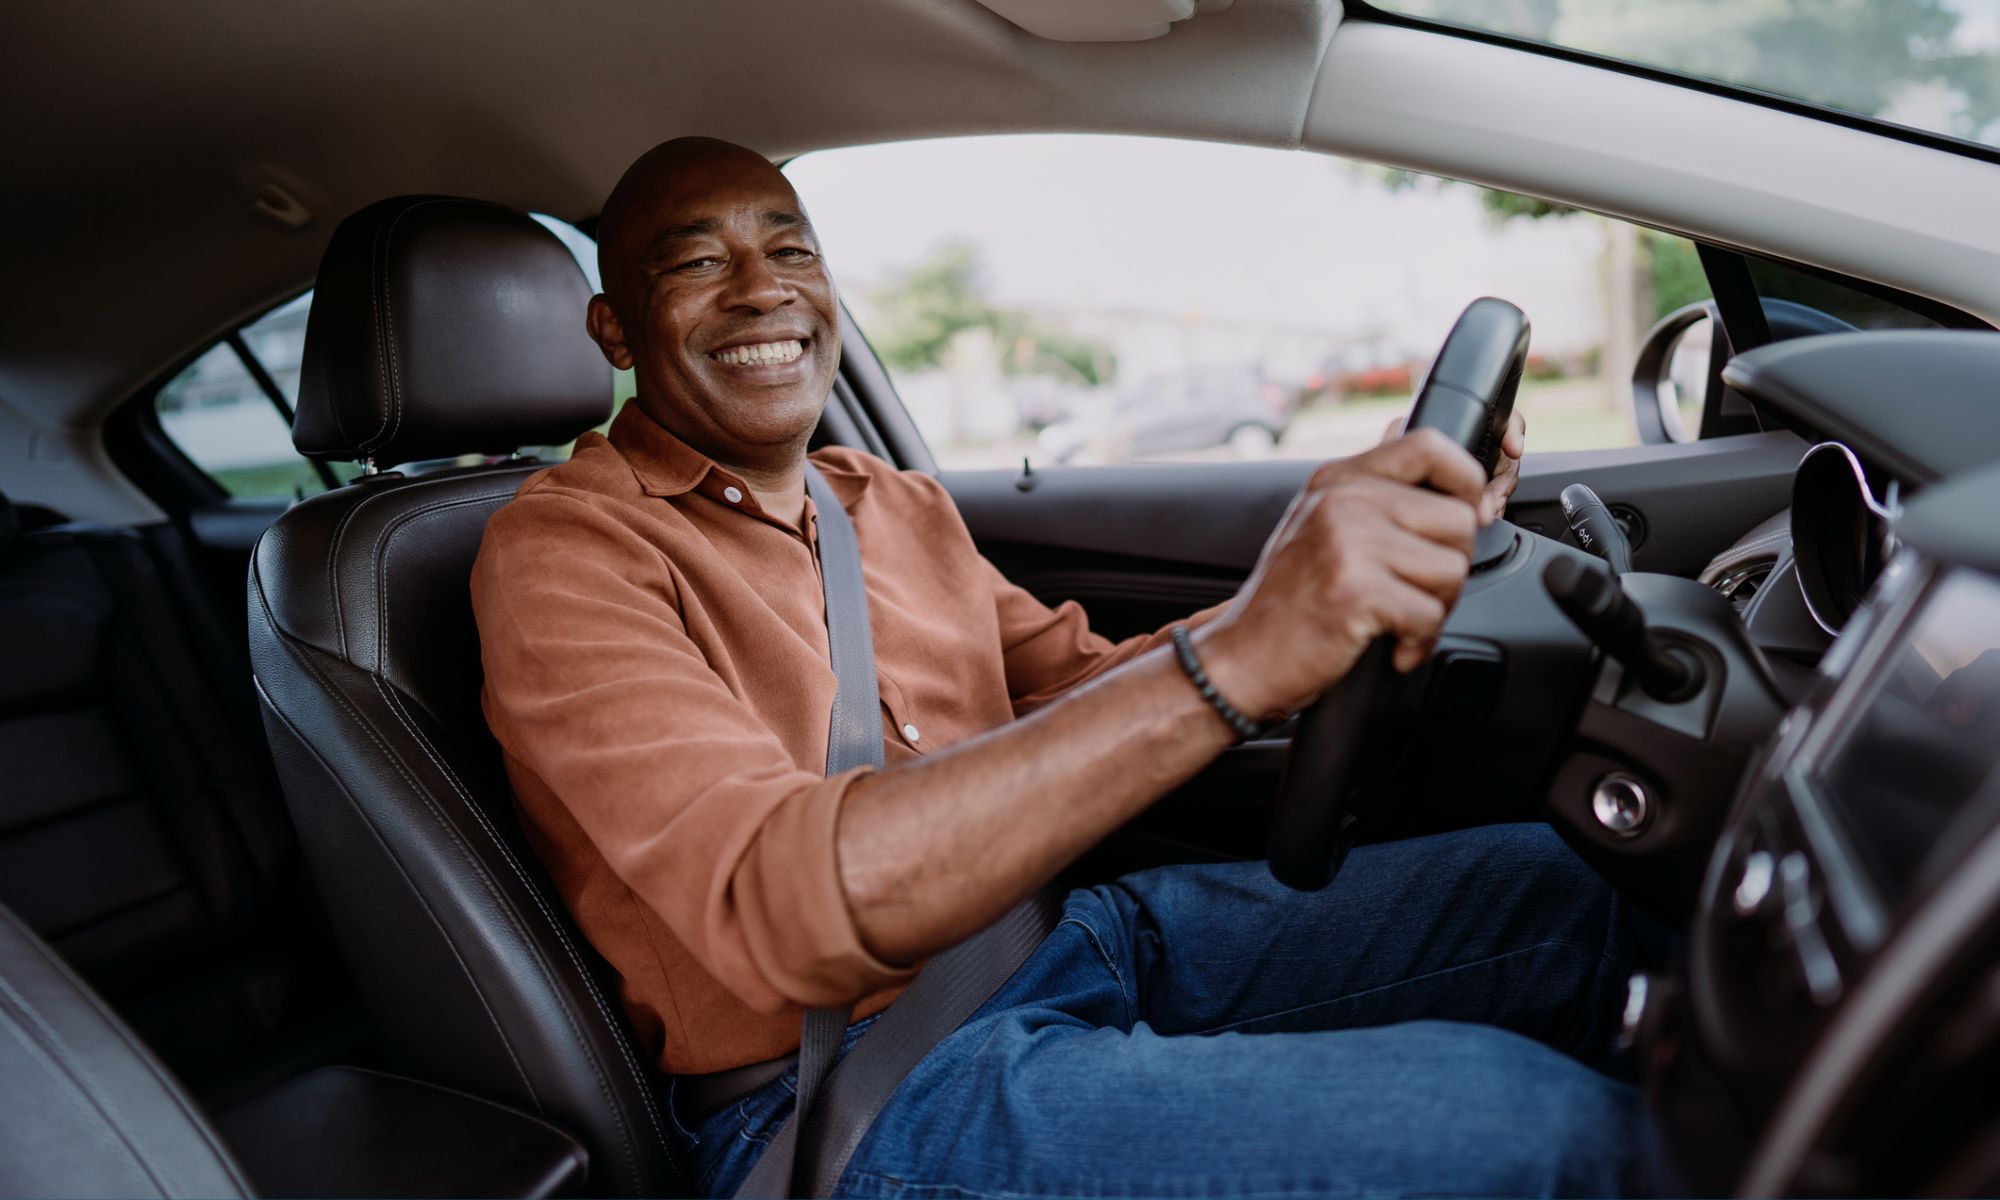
[1267,298,1531,891]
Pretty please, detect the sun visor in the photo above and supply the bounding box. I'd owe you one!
[974,0,1233,42]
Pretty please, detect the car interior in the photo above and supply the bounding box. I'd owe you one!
[7,1,2000,1196]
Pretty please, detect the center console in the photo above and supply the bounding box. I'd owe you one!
[1646,465,2000,1196]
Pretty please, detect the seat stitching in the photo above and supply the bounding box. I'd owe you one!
[0,906,256,1196]
[316,471,522,666]
[365,486,671,1179]
[365,488,517,672]
[251,628,541,1108]
[0,969,176,1196]
[361,207,395,452]
[325,499,368,660]
[276,472,676,1189]
[369,199,455,454]
[372,671,667,1189]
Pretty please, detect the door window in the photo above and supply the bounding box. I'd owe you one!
[787,135,1707,468]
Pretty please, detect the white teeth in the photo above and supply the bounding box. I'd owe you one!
[711,339,804,366]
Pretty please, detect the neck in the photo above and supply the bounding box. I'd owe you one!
[635,399,813,529]
[729,456,810,528]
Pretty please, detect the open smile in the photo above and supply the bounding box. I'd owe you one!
[708,337,808,368]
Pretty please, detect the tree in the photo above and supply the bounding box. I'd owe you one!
[867,242,1116,387]
[1398,0,2000,142]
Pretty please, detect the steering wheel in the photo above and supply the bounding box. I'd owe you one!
[1267,298,1531,891]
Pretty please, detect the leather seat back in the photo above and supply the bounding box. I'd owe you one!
[247,196,681,1196]
[0,899,253,1199]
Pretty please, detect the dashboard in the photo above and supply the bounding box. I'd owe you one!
[1634,336,2000,1195]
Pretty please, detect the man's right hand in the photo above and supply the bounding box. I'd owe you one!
[1197,428,1490,720]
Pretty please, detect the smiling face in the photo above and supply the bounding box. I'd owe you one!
[588,139,842,473]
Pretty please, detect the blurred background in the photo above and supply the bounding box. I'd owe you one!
[789,135,1704,467]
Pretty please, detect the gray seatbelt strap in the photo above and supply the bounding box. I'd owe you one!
[737,464,1056,1199]
[736,465,879,1200]
[796,890,1061,1197]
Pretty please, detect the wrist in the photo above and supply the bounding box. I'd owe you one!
[1179,623,1284,738]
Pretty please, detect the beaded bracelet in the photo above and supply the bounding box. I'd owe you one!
[1169,625,1268,742]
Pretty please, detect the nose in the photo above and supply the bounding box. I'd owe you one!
[719,252,793,314]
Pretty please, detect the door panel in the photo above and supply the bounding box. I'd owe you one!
[951,430,1806,595]
[943,430,1809,864]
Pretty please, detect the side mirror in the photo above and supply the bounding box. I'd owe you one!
[1630,301,1722,444]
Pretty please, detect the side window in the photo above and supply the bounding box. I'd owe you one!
[786,136,1709,468]
[153,214,622,497]
[156,295,354,498]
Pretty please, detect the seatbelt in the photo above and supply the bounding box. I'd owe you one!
[735,466,1057,1199]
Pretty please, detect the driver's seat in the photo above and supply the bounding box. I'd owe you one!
[246,196,683,1195]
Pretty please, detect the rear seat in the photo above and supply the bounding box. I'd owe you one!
[0,488,368,1105]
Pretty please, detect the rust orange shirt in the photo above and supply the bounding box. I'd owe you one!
[471,404,1208,1074]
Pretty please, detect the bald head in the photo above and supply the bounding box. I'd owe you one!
[596,137,801,307]
[584,136,842,481]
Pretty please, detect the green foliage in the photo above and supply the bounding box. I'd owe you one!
[1477,189,1572,222]
[868,242,993,375]
[1362,167,1571,221]
[869,242,1116,386]
[1640,230,1709,322]
[1389,0,2000,144]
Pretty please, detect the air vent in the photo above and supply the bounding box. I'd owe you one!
[1714,560,1776,610]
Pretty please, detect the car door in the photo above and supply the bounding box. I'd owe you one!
[795,134,1811,864]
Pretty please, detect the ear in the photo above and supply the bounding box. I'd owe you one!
[586,295,635,371]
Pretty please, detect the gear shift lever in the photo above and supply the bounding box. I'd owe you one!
[1560,484,1633,575]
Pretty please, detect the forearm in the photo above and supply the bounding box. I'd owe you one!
[837,636,1239,965]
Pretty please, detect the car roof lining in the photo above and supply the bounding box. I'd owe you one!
[0,0,1339,435]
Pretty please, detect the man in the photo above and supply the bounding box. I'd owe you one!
[472,137,1649,1198]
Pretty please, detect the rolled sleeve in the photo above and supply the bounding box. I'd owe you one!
[475,488,914,1013]
[990,558,1228,716]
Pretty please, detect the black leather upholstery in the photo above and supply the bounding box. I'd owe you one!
[218,1065,589,1198]
[0,900,254,1198]
[247,198,676,1195]
[292,196,611,468]
[0,507,362,1101]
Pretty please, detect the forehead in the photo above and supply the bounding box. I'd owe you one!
[634,158,806,242]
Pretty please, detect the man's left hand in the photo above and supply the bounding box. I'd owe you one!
[1382,409,1526,524]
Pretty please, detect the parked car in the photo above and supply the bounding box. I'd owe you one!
[1037,364,1292,463]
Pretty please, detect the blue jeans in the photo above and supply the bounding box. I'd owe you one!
[671,824,1655,1197]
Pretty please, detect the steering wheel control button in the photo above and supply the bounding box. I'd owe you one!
[901,723,921,743]
[722,485,744,504]
[1590,773,1651,837]
[1733,849,1776,916]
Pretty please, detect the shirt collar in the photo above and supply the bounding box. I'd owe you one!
[606,402,872,512]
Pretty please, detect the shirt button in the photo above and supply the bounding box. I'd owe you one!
[901,723,921,743]
[722,485,744,504]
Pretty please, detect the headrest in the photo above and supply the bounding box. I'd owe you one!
[294,196,613,468]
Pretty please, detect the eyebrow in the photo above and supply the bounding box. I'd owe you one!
[644,210,811,259]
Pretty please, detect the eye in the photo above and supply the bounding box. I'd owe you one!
[672,256,721,272]
[772,246,816,261]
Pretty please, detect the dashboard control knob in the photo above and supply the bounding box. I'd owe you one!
[1733,849,1776,915]
[1590,773,1652,836]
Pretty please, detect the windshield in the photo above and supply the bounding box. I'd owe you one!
[1370,0,2000,153]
